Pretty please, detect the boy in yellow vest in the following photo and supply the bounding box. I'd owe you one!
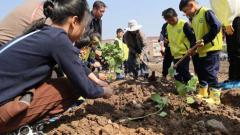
[114,28,129,79]
[179,0,223,104]
[162,8,196,84]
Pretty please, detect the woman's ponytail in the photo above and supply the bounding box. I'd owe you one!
[23,0,55,35]
[43,1,54,18]
[23,0,89,35]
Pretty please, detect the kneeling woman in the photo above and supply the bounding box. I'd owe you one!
[0,0,112,133]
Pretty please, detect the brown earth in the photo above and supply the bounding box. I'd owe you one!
[45,61,240,135]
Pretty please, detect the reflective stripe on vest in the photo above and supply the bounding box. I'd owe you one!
[0,30,41,54]
[167,19,190,59]
[192,7,222,57]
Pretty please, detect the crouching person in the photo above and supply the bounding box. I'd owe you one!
[162,8,195,84]
[0,0,112,133]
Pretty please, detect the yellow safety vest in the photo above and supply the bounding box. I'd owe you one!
[114,38,129,61]
[167,19,190,59]
[192,7,223,57]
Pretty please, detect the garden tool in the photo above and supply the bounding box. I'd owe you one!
[168,40,204,78]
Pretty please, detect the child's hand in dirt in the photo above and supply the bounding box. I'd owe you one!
[102,87,113,99]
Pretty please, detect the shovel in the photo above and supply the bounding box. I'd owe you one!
[168,40,204,77]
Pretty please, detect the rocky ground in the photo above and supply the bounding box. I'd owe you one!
[45,61,240,135]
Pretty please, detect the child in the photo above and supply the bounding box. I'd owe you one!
[179,0,223,104]
[114,28,129,79]
[0,0,112,133]
[162,8,195,84]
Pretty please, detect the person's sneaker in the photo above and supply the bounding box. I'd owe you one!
[10,124,45,135]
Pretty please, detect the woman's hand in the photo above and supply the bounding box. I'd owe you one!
[96,79,109,87]
[102,87,113,99]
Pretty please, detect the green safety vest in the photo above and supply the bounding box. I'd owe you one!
[167,19,190,59]
[114,38,129,61]
[192,7,223,57]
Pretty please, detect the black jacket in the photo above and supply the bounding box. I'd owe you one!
[0,26,104,104]
[123,31,145,55]
[227,16,240,58]
[75,13,102,48]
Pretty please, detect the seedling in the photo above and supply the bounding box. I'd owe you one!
[186,96,195,104]
[151,94,168,118]
[101,43,124,73]
[118,94,168,123]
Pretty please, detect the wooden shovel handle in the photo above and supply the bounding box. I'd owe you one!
[173,40,203,69]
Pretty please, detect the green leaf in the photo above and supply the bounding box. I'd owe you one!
[100,42,124,72]
[186,96,195,104]
[151,94,162,103]
[115,68,122,74]
[187,75,198,92]
[175,80,187,96]
[151,94,168,106]
[168,67,175,78]
[158,111,168,117]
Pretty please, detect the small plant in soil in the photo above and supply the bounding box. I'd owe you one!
[100,43,124,81]
[175,75,198,96]
[101,43,124,73]
[119,94,168,123]
[151,94,168,117]
[168,67,199,105]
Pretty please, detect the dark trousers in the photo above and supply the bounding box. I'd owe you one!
[162,47,173,77]
[192,55,201,76]
[193,52,220,87]
[226,33,240,81]
[126,53,148,77]
[126,53,138,77]
[173,56,191,84]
